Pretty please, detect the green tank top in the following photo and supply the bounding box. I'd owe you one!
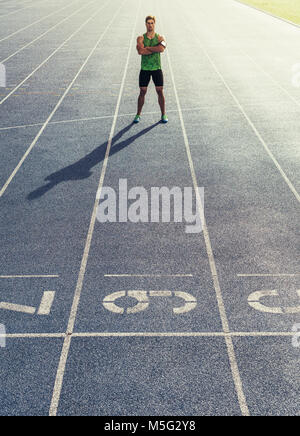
[141,33,162,71]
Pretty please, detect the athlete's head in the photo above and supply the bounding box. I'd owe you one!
[145,15,156,33]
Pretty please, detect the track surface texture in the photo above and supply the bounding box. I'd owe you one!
[0,0,299,416]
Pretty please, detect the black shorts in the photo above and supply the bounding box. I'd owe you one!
[139,69,164,88]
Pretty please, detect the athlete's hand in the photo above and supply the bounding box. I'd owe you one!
[137,36,152,55]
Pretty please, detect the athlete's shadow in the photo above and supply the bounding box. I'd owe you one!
[27,121,160,200]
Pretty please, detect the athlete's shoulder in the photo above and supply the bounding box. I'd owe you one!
[157,34,166,42]
[137,35,144,42]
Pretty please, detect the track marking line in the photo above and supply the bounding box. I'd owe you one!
[202,52,300,204]
[0,0,108,105]
[238,274,300,277]
[0,0,112,199]
[0,0,78,44]
[0,275,59,278]
[185,1,300,118]
[104,274,194,278]
[0,0,98,64]
[71,331,300,337]
[236,51,300,111]
[2,333,65,338]
[179,3,300,205]
[49,0,138,417]
[160,9,250,417]
[0,0,46,19]
[2,331,298,338]
[0,107,207,132]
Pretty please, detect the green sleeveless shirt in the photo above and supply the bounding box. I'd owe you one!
[141,33,162,71]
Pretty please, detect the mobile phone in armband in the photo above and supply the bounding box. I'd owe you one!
[160,41,166,48]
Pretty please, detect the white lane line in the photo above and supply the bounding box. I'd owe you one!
[186,2,300,117]
[0,0,46,19]
[183,19,300,204]
[234,49,300,112]
[71,332,296,337]
[0,0,78,44]
[0,122,46,131]
[208,61,300,203]
[0,0,32,3]
[0,302,36,314]
[0,0,111,199]
[0,107,208,131]
[37,291,56,315]
[0,114,125,132]
[104,274,194,277]
[0,0,97,64]
[49,0,137,417]
[160,11,250,418]
[237,274,300,277]
[229,332,299,337]
[3,333,65,338]
[2,331,298,338]
[0,275,59,278]
[0,0,33,3]
[0,0,108,105]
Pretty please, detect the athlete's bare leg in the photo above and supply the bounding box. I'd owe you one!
[156,86,165,116]
[137,87,147,116]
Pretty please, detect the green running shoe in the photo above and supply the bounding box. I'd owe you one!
[133,114,141,124]
[161,114,168,123]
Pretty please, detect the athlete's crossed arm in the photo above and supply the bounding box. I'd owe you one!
[136,36,152,55]
[136,35,166,56]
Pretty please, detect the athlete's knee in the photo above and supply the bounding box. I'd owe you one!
[140,87,148,96]
[156,87,164,96]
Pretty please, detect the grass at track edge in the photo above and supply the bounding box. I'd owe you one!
[237,0,300,25]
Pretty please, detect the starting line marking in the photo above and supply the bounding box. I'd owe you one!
[0,275,59,279]
[238,274,300,277]
[104,274,194,278]
[1,331,298,338]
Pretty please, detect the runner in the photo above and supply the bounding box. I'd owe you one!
[134,15,168,124]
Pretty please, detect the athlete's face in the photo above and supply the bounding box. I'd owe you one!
[146,20,155,33]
